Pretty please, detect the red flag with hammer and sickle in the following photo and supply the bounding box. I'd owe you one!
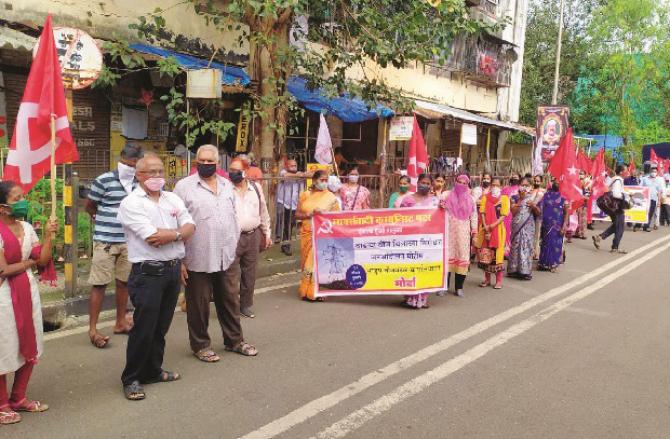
[4,15,78,192]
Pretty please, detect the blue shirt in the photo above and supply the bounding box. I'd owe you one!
[88,171,135,243]
[640,175,666,202]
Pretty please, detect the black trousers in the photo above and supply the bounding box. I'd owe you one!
[601,211,625,250]
[661,204,670,225]
[644,199,657,230]
[447,273,466,290]
[121,262,181,386]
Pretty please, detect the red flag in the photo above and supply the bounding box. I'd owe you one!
[650,148,659,165]
[628,157,636,175]
[590,149,608,200]
[4,16,78,192]
[577,150,592,173]
[407,116,428,189]
[547,128,582,204]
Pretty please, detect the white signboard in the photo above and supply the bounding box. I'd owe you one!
[34,27,102,90]
[461,123,477,145]
[389,116,414,141]
[186,69,222,99]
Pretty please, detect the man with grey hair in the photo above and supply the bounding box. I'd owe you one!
[174,145,258,362]
[86,143,143,349]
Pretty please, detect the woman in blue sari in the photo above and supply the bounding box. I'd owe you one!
[538,181,570,272]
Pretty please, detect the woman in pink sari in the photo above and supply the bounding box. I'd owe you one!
[399,174,439,309]
[339,166,371,210]
[0,181,57,425]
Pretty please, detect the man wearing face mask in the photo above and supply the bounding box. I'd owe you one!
[86,143,143,349]
[276,159,305,256]
[230,158,272,319]
[173,145,258,362]
[640,166,666,232]
[117,153,195,401]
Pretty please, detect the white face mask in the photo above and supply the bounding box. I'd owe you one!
[651,172,658,178]
[348,175,359,184]
[117,162,136,180]
[491,187,501,198]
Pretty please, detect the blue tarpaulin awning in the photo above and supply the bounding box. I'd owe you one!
[287,76,394,122]
[129,44,392,122]
[129,43,251,86]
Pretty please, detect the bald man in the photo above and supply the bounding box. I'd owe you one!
[118,154,195,401]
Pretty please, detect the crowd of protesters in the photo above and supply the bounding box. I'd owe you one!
[2,142,669,422]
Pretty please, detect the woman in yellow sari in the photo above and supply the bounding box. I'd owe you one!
[296,170,341,301]
[474,177,510,290]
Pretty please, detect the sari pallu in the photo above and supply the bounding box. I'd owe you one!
[475,195,510,273]
[297,190,341,300]
[0,222,37,364]
[538,191,566,270]
[507,195,536,277]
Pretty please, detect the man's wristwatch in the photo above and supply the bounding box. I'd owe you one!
[175,231,182,242]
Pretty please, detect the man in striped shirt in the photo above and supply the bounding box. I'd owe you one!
[86,144,143,348]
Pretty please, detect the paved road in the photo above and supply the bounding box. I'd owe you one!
[8,225,670,438]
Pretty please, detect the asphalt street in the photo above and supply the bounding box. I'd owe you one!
[6,224,670,439]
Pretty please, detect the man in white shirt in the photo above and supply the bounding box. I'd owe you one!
[230,158,272,319]
[640,166,666,232]
[117,154,195,401]
[593,164,627,254]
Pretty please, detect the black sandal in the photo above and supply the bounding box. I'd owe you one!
[123,381,146,401]
[143,370,181,384]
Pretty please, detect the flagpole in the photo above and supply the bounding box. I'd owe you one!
[50,115,57,221]
[552,0,565,105]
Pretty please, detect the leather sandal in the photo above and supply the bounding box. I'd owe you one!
[123,381,146,401]
[194,349,220,363]
[225,342,258,357]
[143,370,181,384]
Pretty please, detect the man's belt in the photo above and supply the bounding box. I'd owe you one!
[241,227,259,235]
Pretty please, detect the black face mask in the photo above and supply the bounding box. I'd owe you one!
[551,183,560,192]
[229,170,245,184]
[482,181,491,188]
[533,183,541,188]
[510,178,519,185]
[197,163,217,178]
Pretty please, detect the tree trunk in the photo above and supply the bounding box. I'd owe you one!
[248,18,291,175]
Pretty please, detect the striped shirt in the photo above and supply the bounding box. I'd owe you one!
[88,171,135,243]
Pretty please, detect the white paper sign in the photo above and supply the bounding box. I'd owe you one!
[461,123,477,145]
[389,116,414,141]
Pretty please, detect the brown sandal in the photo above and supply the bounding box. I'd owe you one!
[225,342,258,357]
[194,349,220,363]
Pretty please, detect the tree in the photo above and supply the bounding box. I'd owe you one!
[519,0,603,129]
[101,1,494,167]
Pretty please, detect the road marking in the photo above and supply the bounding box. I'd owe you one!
[239,234,670,439]
[44,281,300,341]
[313,239,670,438]
[565,306,611,318]
[255,281,299,295]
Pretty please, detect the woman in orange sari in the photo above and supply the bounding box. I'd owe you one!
[296,170,341,301]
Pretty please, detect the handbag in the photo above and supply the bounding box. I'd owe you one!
[596,178,627,216]
[250,182,269,253]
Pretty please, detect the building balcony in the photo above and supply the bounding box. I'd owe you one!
[427,33,517,88]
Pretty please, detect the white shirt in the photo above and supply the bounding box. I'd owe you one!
[610,176,624,199]
[233,182,271,236]
[118,186,195,263]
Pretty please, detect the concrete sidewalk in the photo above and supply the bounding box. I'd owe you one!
[40,241,301,330]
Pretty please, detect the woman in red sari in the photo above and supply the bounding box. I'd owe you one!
[0,181,57,425]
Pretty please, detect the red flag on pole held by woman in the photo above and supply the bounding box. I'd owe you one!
[547,127,582,204]
[406,116,428,190]
[3,15,78,192]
